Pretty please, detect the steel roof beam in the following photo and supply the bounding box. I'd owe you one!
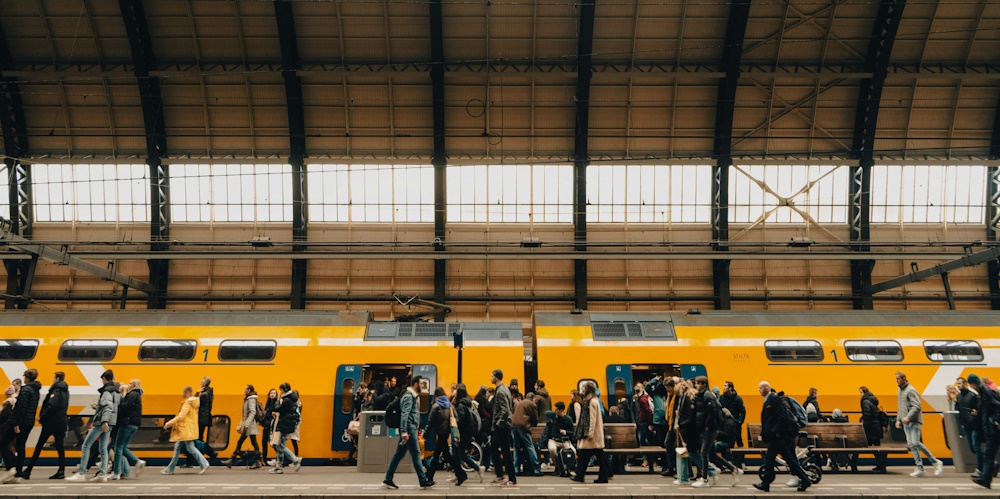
[711,0,752,311]
[429,0,447,321]
[869,246,1000,295]
[573,0,596,311]
[274,1,309,310]
[118,0,170,309]
[849,0,907,310]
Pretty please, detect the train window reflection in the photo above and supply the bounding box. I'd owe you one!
[139,340,197,361]
[845,340,903,362]
[341,378,355,415]
[0,340,39,360]
[218,340,276,362]
[59,340,117,361]
[764,340,823,362]
[924,340,983,362]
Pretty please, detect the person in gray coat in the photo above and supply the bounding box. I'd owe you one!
[382,376,433,490]
[895,371,943,477]
[66,370,121,482]
[490,369,517,487]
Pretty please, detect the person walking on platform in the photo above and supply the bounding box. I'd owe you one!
[24,371,70,480]
[226,385,262,469]
[720,381,746,468]
[895,371,943,478]
[969,374,1000,489]
[489,369,517,487]
[382,376,433,490]
[0,369,41,484]
[955,377,982,477]
[692,375,739,487]
[512,391,541,476]
[753,381,810,492]
[571,381,610,484]
[426,387,467,485]
[197,377,213,442]
[454,384,485,482]
[270,383,302,474]
[859,386,887,473]
[111,379,145,480]
[161,386,209,475]
[66,370,119,482]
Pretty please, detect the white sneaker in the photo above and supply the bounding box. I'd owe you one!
[910,469,927,478]
[89,474,107,482]
[933,460,943,476]
[160,469,173,475]
[64,472,85,482]
[267,459,276,467]
[5,477,21,484]
[673,479,687,485]
[477,468,485,483]
[692,478,708,488]
[447,475,456,482]
[733,467,744,487]
[292,458,302,472]
[0,470,17,484]
[135,460,146,478]
[199,464,210,475]
[786,478,799,487]
[109,473,120,481]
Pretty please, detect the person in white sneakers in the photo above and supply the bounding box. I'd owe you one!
[65,370,120,482]
[895,371,943,477]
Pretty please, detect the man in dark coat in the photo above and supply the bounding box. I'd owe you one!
[198,377,214,442]
[753,382,810,493]
[859,386,886,473]
[0,368,42,483]
[720,381,746,466]
[956,377,982,476]
[970,374,1000,489]
[24,372,70,479]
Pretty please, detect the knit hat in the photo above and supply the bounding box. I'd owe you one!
[492,369,503,381]
[968,373,981,386]
[4,386,13,396]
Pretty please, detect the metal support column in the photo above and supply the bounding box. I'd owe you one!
[850,0,907,310]
[987,99,1000,309]
[573,0,596,311]
[430,0,448,321]
[1,23,34,309]
[120,0,170,309]
[275,1,309,310]
[711,0,751,310]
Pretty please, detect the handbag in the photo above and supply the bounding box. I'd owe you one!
[348,419,360,437]
[675,430,688,458]
[269,419,280,447]
[449,407,460,440]
[236,421,246,434]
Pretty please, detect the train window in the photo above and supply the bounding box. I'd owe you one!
[577,379,598,394]
[0,340,38,360]
[59,340,117,361]
[764,340,823,362]
[613,377,627,407]
[924,340,983,362]
[845,340,903,362]
[341,378,355,415]
[218,340,276,362]
[139,340,197,361]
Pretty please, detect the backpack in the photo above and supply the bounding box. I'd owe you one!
[878,409,890,429]
[460,404,481,439]
[254,400,265,424]
[777,394,807,430]
[385,396,402,429]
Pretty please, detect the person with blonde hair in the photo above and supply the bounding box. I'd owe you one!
[162,386,209,475]
[112,379,145,480]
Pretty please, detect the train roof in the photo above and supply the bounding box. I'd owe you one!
[533,310,1000,328]
[0,310,373,327]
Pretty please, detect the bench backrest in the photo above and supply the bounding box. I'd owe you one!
[530,424,545,441]
[604,423,639,449]
[746,422,867,448]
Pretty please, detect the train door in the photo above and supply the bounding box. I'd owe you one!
[681,364,707,380]
[606,365,632,409]
[332,364,362,451]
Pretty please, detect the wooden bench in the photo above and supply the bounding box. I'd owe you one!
[740,423,910,469]
[602,423,668,473]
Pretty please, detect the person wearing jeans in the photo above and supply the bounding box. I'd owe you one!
[112,379,144,478]
[382,376,432,489]
[66,370,120,482]
[895,372,942,477]
[160,386,209,475]
[269,383,303,473]
[511,392,540,476]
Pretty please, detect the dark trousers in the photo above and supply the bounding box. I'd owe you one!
[980,431,1000,487]
[867,437,887,470]
[760,437,809,487]
[235,434,260,454]
[655,425,671,471]
[261,424,272,461]
[427,432,467,482]
[492,429,517,483]
[702,430,735,473]
[25,425,66,474]
[575,448,610,482]
[199,423,211,442]
[734,426,745,466]
[0,426,31,475]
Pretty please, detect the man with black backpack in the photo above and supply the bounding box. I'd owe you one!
[753,381,810,493]
[382,376,433,490]
[692,376,741,488]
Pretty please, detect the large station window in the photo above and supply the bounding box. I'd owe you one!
[764,340,824,362]
[0,340,38,360]
[845,340,903,362]
[59,340,117,361]
[218,340,276,362]
[924,340,983,362]
[139,340,197,362]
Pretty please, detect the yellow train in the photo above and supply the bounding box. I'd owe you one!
[1,309,997,461]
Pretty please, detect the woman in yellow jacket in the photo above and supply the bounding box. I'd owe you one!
[161,386,210,475]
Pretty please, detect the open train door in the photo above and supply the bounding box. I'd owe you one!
[332,364,362,451]
[606,364,633,409]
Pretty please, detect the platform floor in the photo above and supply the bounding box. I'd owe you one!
[1,465,995,497]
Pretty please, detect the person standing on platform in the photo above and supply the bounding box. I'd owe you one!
[197,377,213,443]
[0,369,40,484]
[896,372,943,478]
[261,389,278,466]
[971,373,1000,489]
[859,386,887,473]
[512,391,541,477]
[160,386,209,475]
[489,369,517,487]
[381,376,433,490]
[752,381,810,492]
[720,381,746,467]
[24,371,69,480]
[571,381,610,484]
[956,377,982,477]
[66,369,119,482]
